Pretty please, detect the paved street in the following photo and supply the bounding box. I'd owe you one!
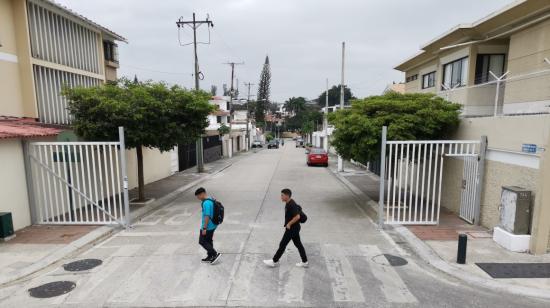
[1,142,549,307]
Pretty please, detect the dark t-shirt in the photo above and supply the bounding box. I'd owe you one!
[284,199,300,227]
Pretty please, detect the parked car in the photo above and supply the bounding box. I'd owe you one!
[295,138,304,148]
[251,141,263,148]
[307,148,328,167]
[267,140,279,149]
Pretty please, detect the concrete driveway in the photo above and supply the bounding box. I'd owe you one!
[0,142,548,307]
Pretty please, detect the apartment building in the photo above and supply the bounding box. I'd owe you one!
[0,0,135,231]
[1,0,126,125]
[395,0,550,253]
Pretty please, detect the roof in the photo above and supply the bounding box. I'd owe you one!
[0,117,66,140]
[40,0,127,42]
[395,0,550,71]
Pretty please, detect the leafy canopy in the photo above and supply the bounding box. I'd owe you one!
[318,85,355,107]
[329,92,461,162]
[64,78,214,152]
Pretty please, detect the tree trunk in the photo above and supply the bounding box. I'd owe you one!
[136,145,145,201]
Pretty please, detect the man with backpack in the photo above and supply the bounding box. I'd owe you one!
[195,187,222,264]
[263,188,308,268]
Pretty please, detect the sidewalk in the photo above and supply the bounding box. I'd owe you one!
[0,153,244,286]
[329,157,550,299]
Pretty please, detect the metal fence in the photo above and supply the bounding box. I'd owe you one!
[378,127,485,226]
[27,128,130,227]
[438,68,550,117]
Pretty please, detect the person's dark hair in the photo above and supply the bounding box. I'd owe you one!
[281,188,292,197]
[195,187,206,196]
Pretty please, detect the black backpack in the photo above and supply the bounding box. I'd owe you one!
[204,198,224,225]
[297,204,308,223]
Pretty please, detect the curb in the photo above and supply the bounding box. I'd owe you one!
[0,225,114,287]
[0,161,234,287]
[331,165,550,301]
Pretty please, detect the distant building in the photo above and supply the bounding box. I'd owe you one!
[383,82,405,94]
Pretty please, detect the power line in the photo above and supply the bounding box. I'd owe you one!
[176,13,214,173]
[124,64,188,75]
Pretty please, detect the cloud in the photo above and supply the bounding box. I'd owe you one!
[55,0,514,102]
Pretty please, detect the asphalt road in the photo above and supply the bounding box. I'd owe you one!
[1,141,548,307]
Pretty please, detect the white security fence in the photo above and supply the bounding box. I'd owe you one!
[27,128,130,227]
[378,126,487,226]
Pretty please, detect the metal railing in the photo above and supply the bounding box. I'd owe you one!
[438,68,550,117]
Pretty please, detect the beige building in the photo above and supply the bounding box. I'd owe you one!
[0,0,175,231]
[395,0,550,253]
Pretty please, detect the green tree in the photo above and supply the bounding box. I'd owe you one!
[318,85,355,107]
[284,97,307,114]
[329,92,461,163]
[64,78,213,201]
[256,55,271,126]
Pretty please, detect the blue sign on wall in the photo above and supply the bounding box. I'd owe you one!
[522,144,537,154]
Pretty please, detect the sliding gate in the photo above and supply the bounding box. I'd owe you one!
[27,128,130,227]
[378,127,486,226]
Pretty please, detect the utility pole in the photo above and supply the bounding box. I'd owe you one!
[176,13,213,173]
[324,78,329,151]
[224,61,244,157]
[338,42,345,172]
[244,82,255,150]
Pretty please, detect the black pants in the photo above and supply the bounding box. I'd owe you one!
[199,229,217,257]
[273,226,307,263]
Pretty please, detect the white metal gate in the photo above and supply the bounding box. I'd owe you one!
[27,128,130,227]
[378,126,486,226]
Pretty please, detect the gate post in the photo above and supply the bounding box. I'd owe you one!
[22,140,38,224]
[473,136,487,225]
[119,127,130,228]
[378,126,387,228]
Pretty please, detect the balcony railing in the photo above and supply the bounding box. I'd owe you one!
[437,69,550,117]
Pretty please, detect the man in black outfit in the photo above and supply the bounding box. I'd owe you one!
[263,188,308,268]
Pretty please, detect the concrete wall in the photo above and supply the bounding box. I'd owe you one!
[0,139,31,230]
[125,147,173,190]
[440,114,550,230]
[0,0,22,117]
[504,18,550,107]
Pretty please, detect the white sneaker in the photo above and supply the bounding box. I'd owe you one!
[263,259,279,267]
[296,261,309,268]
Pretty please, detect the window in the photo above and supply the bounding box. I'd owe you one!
[216,116,222,123]
[406,74,418,83]
[103,41,118,63]
[475,54,505,84]
[422,71,436,89]
[442,57,469,89]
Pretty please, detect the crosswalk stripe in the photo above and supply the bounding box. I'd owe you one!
[107,245,169,303]
[322,244,365,302]
[359,245,417,304]
[278,262,305,303]
[226,253,258,301]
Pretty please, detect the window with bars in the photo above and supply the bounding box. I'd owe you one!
[26,1,101,74]
[33,65,102,125]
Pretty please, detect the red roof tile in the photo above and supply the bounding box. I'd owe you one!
[0,117,66,140]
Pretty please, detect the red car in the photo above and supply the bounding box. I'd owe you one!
[307,148,328,167]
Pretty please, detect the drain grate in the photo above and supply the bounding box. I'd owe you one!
[476,263,550,278]
[28,281,76,298]
[63,259,102,272]
[384,254,408,266]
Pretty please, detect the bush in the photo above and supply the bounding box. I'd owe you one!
[329,92,461,162]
